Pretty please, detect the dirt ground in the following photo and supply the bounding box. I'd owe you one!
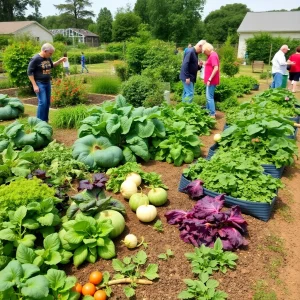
[52,107,300,300]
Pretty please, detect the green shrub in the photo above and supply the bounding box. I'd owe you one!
[194,80,206,96]
[52,105,90,129]
[231,75,258,96]
[0,78,15,89]
[126,43,148,74]
[70,64,79,75]
[193,94,206,107]
[220,36,239,77]
[0,177,56,218]
[121,74,164,107]
[260,72,271,79]
[67,51,119,65]
[90,76,121,94]
[106,42,124,57]
[214,78,235,102]
[114,61,129,81]
[216,95,239,112]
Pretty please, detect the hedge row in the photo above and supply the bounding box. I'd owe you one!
[67,51,120,64]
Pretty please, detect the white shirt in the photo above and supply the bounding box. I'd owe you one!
[63,58,69,68]
[271,50,287,74]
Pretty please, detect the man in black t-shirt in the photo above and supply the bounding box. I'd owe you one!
[28,43,66,122]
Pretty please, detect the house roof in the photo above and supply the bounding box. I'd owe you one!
[0,21,52,35]
[237,11,300,33]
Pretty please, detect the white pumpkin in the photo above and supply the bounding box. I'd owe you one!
[136,204,157,223]
[126,173,142,187]
[120,180,138,199]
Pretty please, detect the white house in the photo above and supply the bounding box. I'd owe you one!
[0,21,53,42]
[237,11,300,58]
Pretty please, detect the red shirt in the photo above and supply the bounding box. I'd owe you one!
[289,53,300,72]
[204,51,220,85]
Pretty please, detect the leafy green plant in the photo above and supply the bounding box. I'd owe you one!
[153,220,164,232]
[105,250,159,298]
[216,96,239,112]
[178,272,228,300]
[52,105,90,129]
[114,61,129,81]
[78,96,166,163]
[61,214,116,267]
[121,74,164,107]
[0,79,14,89]
[51,77,88,107]
[183,149,283,203]
[185,238,238,275]
[106,162,168,193]
[0,178,56,219]
[260,72,271,80]
[0,94,24,120]
[150,121,202,166]
[90,76,121,95]
[158,249,174,261]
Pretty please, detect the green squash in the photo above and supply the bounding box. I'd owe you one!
[72,134,123,169]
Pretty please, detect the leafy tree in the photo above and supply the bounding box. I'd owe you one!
[204,3,250,44]
[96,8,113,43]
[134,0,149,24]
[26,0,42,22]
[112,11,141,42]
[54,0,95,28]
[0,0,41,21]
[291,7,300,11]
[219,36,239,77]
[41,15,72,29]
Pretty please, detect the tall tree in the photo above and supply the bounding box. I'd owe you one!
[27,0,42,22]
[112,11,141,42]
[134,0,149,24]
[96,8,113,43]
[54,0,95,28]
[204,3,250,44]
[0,0,41,21]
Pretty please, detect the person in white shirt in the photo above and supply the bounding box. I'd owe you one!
[63,53,70,76]
[271,45,294,88]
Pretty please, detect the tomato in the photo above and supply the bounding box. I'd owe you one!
[94,290,107,300]
[72,282,82,293]
[89,271,103,285]
[82,282,96,296]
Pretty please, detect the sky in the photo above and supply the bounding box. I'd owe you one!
[27,0,300,19]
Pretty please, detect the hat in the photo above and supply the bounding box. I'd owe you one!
[282,44,290,50]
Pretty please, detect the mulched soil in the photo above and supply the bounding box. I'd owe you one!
[54,112,300,300]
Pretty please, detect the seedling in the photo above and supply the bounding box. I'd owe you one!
[153,219,164,232]
[158,249,174,261]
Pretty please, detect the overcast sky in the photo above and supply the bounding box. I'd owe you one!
[28,0,300,19]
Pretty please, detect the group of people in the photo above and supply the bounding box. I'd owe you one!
[271,44,300,92]
[27,43,89,122]
[179,40,220,118]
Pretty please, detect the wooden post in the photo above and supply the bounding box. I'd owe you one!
[267,43,273,86]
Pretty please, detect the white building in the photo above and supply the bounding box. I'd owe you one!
[237,11,300,58]
[0,21,53,42]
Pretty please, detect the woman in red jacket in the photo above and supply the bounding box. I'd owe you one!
[288,46,300,92]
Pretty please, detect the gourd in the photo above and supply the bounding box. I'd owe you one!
[148,188,168,206]
[72,135,123,169]
[129,192,149,211]
[120,180,137,199]
[136,204,157,222]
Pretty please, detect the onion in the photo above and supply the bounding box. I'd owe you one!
[126,172,142,187]
[214,133,221,142]
[120,180,138,199]
[123,234,138,249]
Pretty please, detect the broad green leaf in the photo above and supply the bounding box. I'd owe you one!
[97,238,116,260]
[124,286,135,298]
[44,233,60,251]
[127,136,149,161]
[22,219,40,230]
[0,229,17,241]
[44,251,62,265]
[12,206,27,224]
[73,244,88,267]
[135,120,155,138]
[122,147,136,162]
[11,166,31,177]
[59,249,73,264]
[46,269,66,291]
[64,230,85,244]
[60,276,77,292]
[22,263,40,279]
[213,238,223,251]
[106,114,120,135]
[143,264,159,280]
[152,119,166,138]
[111,259,124,272]
[185,135,200,147]
[120,116,133,134]
[19,234,36,248]
[247,124,263,135]
[0,260,23,291]
[37,213,55,226]
[133,250,147,265]
[21,275,49,298]
[16,244,36,264]
[178,290,195,299]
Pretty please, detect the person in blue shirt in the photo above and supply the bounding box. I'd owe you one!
[179,40,206,103]
[81,52,89,73]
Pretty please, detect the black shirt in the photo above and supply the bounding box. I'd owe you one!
[27,54,54,83]
[179,47,201,83]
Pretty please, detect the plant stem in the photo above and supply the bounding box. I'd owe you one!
[102,278,153,286]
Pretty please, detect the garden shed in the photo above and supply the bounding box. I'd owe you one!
[50,28,99,47]
[0,21,53,42]
[237,11,300,58]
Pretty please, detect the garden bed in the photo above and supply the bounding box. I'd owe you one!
[21,93,115,107]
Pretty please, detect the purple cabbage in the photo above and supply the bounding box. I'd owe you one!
[165,195,248,250]
[182,179,204,199]
[78,173,107,191]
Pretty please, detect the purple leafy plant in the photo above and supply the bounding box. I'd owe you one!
[165,194,248,250]
[182,179,204,199]
[78,173,108,191]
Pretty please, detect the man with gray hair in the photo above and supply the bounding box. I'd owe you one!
[271,44,295,88]
[28,43,66,122]
[179,40,206,103]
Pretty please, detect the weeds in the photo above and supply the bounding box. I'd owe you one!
[253,280,277,300]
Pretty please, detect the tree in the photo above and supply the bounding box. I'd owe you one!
[26,0,42,22]
[291,7,300,11]
[54,0,95,28]
[204,3,250,44]
[112,11,141,42]
[0,0,41,21]
[96,8,113,43]
[134,0,149,24]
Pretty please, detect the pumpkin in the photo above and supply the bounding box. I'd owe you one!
[72,135,123,169]
[136,204,157,223]
[129,192,149,212]
[94,210,126,238]
[148,188,168,206]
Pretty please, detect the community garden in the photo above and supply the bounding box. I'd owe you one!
[0,35,299,300]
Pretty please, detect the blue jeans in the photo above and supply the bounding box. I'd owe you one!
[36,81,51,122]
[81,64,88,73]
[206,85,216,116]
[271,73,283,88]
[182,81,194,103]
